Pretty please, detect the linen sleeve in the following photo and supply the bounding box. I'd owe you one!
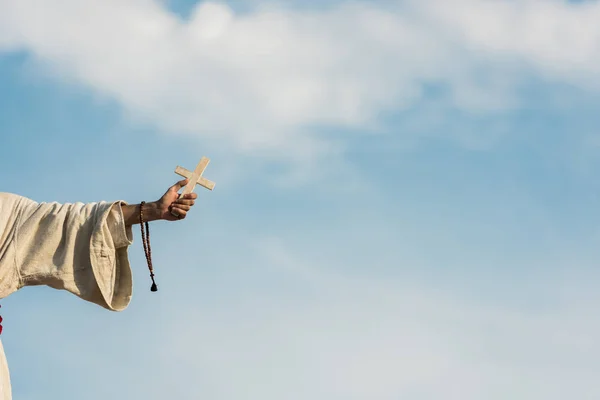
[10,195,134,311]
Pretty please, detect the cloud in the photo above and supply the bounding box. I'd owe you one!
[1,0,600,161]
[423,0,600,84]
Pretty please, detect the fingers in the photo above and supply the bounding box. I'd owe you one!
[171,202,193,215]
[174,193,196,207]
[178,193,197,201]
[174,199,195,207]
[172,204,192,212]
[168,192,197,221]
[169,206,189,219]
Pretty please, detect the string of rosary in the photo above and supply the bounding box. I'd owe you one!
[140,201,158,292]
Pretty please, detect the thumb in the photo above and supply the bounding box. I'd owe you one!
[171,179,189,192]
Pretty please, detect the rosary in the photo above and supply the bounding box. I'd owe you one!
[139,201,158,292]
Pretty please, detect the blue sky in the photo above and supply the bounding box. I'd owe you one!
[2,0,600,399]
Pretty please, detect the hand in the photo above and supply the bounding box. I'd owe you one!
[155,179,198,221]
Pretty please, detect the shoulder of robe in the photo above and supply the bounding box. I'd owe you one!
[0,192,39,221]
[0,192,37,208]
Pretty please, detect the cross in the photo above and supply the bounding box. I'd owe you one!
[174,156,216,194]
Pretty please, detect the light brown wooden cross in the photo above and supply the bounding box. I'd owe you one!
[174,157,216,194]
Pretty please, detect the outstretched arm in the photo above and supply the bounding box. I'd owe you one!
[121,179,198,226]
[1,179,203,310]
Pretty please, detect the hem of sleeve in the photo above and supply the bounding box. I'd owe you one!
[89,201,134,312]
[108,202,134,249]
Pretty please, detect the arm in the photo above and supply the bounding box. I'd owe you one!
[3,179,200,310]
[121,179,198,226]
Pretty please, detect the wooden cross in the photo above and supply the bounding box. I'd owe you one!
[174,156,216,194]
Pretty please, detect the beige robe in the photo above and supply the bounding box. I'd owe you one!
[0,192,134,400]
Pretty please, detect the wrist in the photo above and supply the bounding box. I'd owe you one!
[142,201,162,222]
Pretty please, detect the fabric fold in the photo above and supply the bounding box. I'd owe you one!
[89,201,134,311]
[0,192,135,309]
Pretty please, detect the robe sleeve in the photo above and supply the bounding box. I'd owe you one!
[0,193,134,311]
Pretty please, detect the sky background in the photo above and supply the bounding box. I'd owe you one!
[2,0,600,399]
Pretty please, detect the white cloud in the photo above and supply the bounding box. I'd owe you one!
[423,0,600,82]
[1,0,599,158]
